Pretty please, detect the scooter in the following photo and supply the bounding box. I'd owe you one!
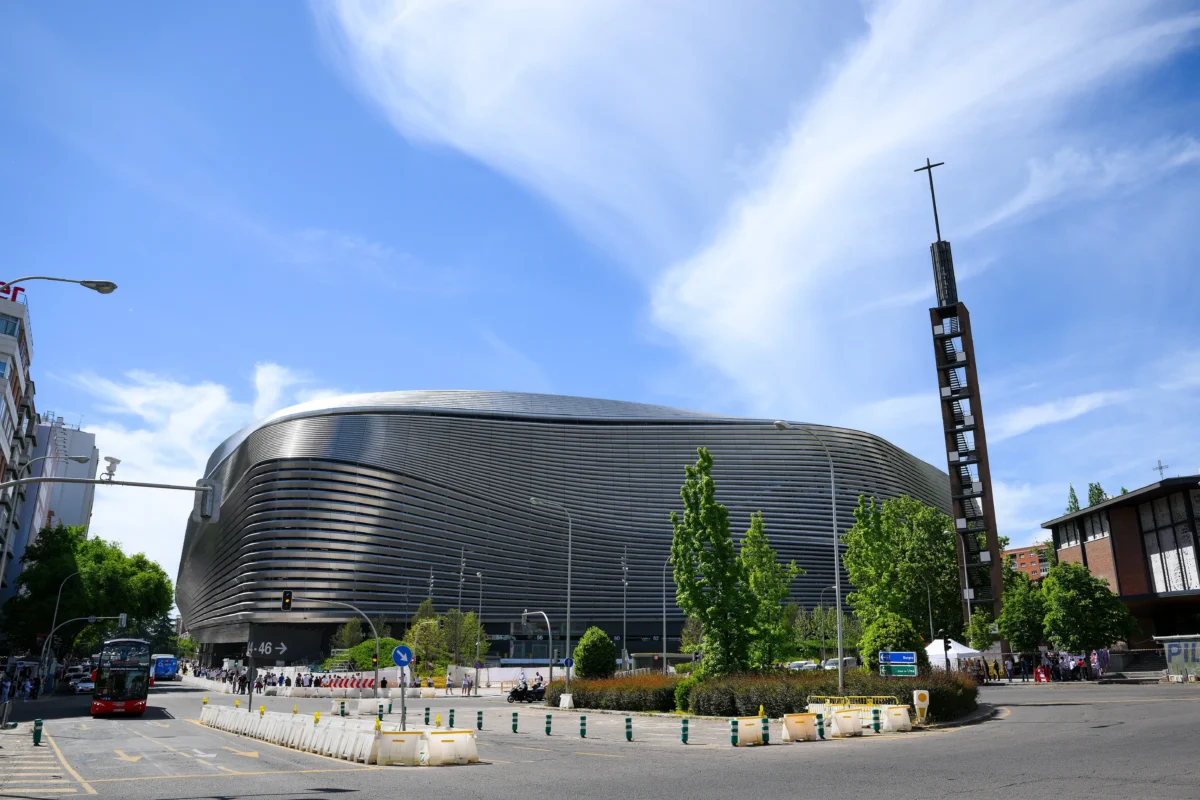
[507,683,546,703]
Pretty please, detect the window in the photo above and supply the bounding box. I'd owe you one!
[1084,510,1111,542]
[0,314,18,337]
[0,358,9,379]
[1139,493,1200,593]
[1056,520,1080,548]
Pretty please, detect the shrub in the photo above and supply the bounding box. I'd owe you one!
[573,626,618,679]
[675,675,700,711]
[323,637,403,671]
[688,670,976,722]
[858,612,931,672]
[673,661,700,676]
[545,674,679,712]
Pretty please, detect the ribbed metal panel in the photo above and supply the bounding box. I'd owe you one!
[176,391,949,641]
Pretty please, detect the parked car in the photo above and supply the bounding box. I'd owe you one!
[823,657,858,671]
[74,680,95,694]
[786,660,820,671]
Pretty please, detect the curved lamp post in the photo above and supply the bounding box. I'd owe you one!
[2,276,117,294]
[774,420,845,694]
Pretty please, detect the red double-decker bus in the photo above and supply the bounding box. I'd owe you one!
[91,638,150,716]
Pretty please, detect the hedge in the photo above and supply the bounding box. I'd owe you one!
[544,675,678,712]
[687,670,977,722]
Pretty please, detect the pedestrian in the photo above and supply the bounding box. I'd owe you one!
[0,675,10,703]
[1004,658,1013,682]
[20,678,31,702]
[445,669,453,696]
[31,675,41,700]
[462,673,470,696]
[380,677,388,690]
[1020,655,1030,682]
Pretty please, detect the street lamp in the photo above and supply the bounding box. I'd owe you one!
[775,420,845,694]
[818,585,835,664]
[2,276,117,294]
[474,571,483,697]
[661,557,670,674]
[41,570,81,679]
[530,496,573,691]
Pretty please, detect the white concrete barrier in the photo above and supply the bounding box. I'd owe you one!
[883,705,912,732]
[733,717,765,746]
[424,730,479,765]
[832,710,862,738]
[377,731,423,766]
[781,713,818,742]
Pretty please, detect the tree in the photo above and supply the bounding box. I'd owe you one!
[442,609,484,666]
[0,524,172,655]
[1066,485,1080,513]
[177,635,199,659]
[739,511,801,668]
[842,495,962,639]
[858,611,931,672]
[330,618,364,651]
[966,607,998,653]
[670,448,756,677]
[1042,563,1138,652]
[679,615,703,656]
[573,626,617,679]
[998,571,1045,654]
[1087,482,1106,507]
[369,615,392,639]
[402,600,447,674]
[1120,487,1129,495]
[331,637,403,671]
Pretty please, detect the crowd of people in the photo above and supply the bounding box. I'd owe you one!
[958,649,1112,684]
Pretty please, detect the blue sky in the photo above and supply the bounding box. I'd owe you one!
[2,1,1199,577]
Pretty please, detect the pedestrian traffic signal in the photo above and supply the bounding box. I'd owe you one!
[281,591,293,611]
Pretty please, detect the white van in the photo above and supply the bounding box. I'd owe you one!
[823,657,858,671]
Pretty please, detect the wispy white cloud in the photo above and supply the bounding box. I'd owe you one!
[74,365,341,582]
[970,137,1200,233]
[993,479,1059,547]
[991,391,1128,442]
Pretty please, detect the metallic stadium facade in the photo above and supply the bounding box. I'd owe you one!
[176,391,949,657]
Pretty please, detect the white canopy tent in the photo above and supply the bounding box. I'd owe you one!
[926,638,981,670]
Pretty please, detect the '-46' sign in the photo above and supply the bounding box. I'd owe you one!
[247,640,288,657]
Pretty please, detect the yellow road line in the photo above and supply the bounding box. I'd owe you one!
[575,752,624,758]
[513,746,551,752]
[0,789,78,794]
[43,730,97,796]
[86,766,381,784]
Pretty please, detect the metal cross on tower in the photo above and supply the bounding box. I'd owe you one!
[914,157,946,242]
[1154,460,1169,480]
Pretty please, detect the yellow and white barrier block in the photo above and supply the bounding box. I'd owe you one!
[780,713,819,742]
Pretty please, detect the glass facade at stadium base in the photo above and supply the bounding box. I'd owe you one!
[176,391,949,663]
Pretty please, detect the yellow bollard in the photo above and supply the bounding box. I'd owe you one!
[375,717,381,731]
[259,705,265,716]
[293,704,298,715]
[435,713,442,728]
[235,700,240,708]
[315,711,321,724]
[203,697,208,705]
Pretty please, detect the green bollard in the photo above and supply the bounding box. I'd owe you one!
[816,713,825,740]
[730,718,738,747]
[681,717,689,745]
[545,713,552,736]
[512,711,518,733]
[449,709,455,728]
[387,699,393,714]
[762,716,769,745]
[872,708,881,734]
[580,715,587,738]
[424,707,430,726]
[33,719,43,746]
[625,716,632,742]
[477,710,483,730]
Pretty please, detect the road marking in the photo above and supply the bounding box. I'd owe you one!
[113,750,143,763]
[513,746,551,752]
[43,730,97,796]
[182,718,370,765]
[193,749,216,758]
[145,722,170,728]
[77,724,90,731]
[86,766,381,784]
[216,765,239,773]
[0,789,78,794]
[996,707,1012,720]
[221,746,259,758]
[576,752,624,758]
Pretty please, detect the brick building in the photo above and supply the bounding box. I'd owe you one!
[1041,477,1200,647]
[1004,544,1050,580]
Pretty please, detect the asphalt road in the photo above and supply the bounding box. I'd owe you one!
[2,681,1198,799]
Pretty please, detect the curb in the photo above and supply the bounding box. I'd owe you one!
[923,703,997,729]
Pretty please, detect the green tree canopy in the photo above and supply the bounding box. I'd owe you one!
[330,618,364,651]
[1066,485,1081,513]
[401,600,447,674]
[679,616,703,656]
[1087,482,1106,507]
[965,607,998,653]
[858,611,931,672]
[998,571,1045,654]
[573,626,617,679]
[326,637,404,671]
[1042,563,1138,652]
[670,447,756,677]
[740,511,801,668]
[0,524,172,656]
[842,495,961,640]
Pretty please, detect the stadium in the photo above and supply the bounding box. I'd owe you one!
[175,390,949,665]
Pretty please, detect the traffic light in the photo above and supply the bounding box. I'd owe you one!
[118,613,127,629]
[281,591,293,611]
[372,654,378,666]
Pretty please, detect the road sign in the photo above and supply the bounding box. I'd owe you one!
[246,640,289,657]
[879,651,916,664]
[392,645,414,667]
[880,664,918,677]
[563,657,574,668]
[246,625,322,662]
[474,660,482,669]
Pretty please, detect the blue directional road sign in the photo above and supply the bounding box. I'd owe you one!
[879,651,916,664]
[392,644,414,667]
[563,657,574,668]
